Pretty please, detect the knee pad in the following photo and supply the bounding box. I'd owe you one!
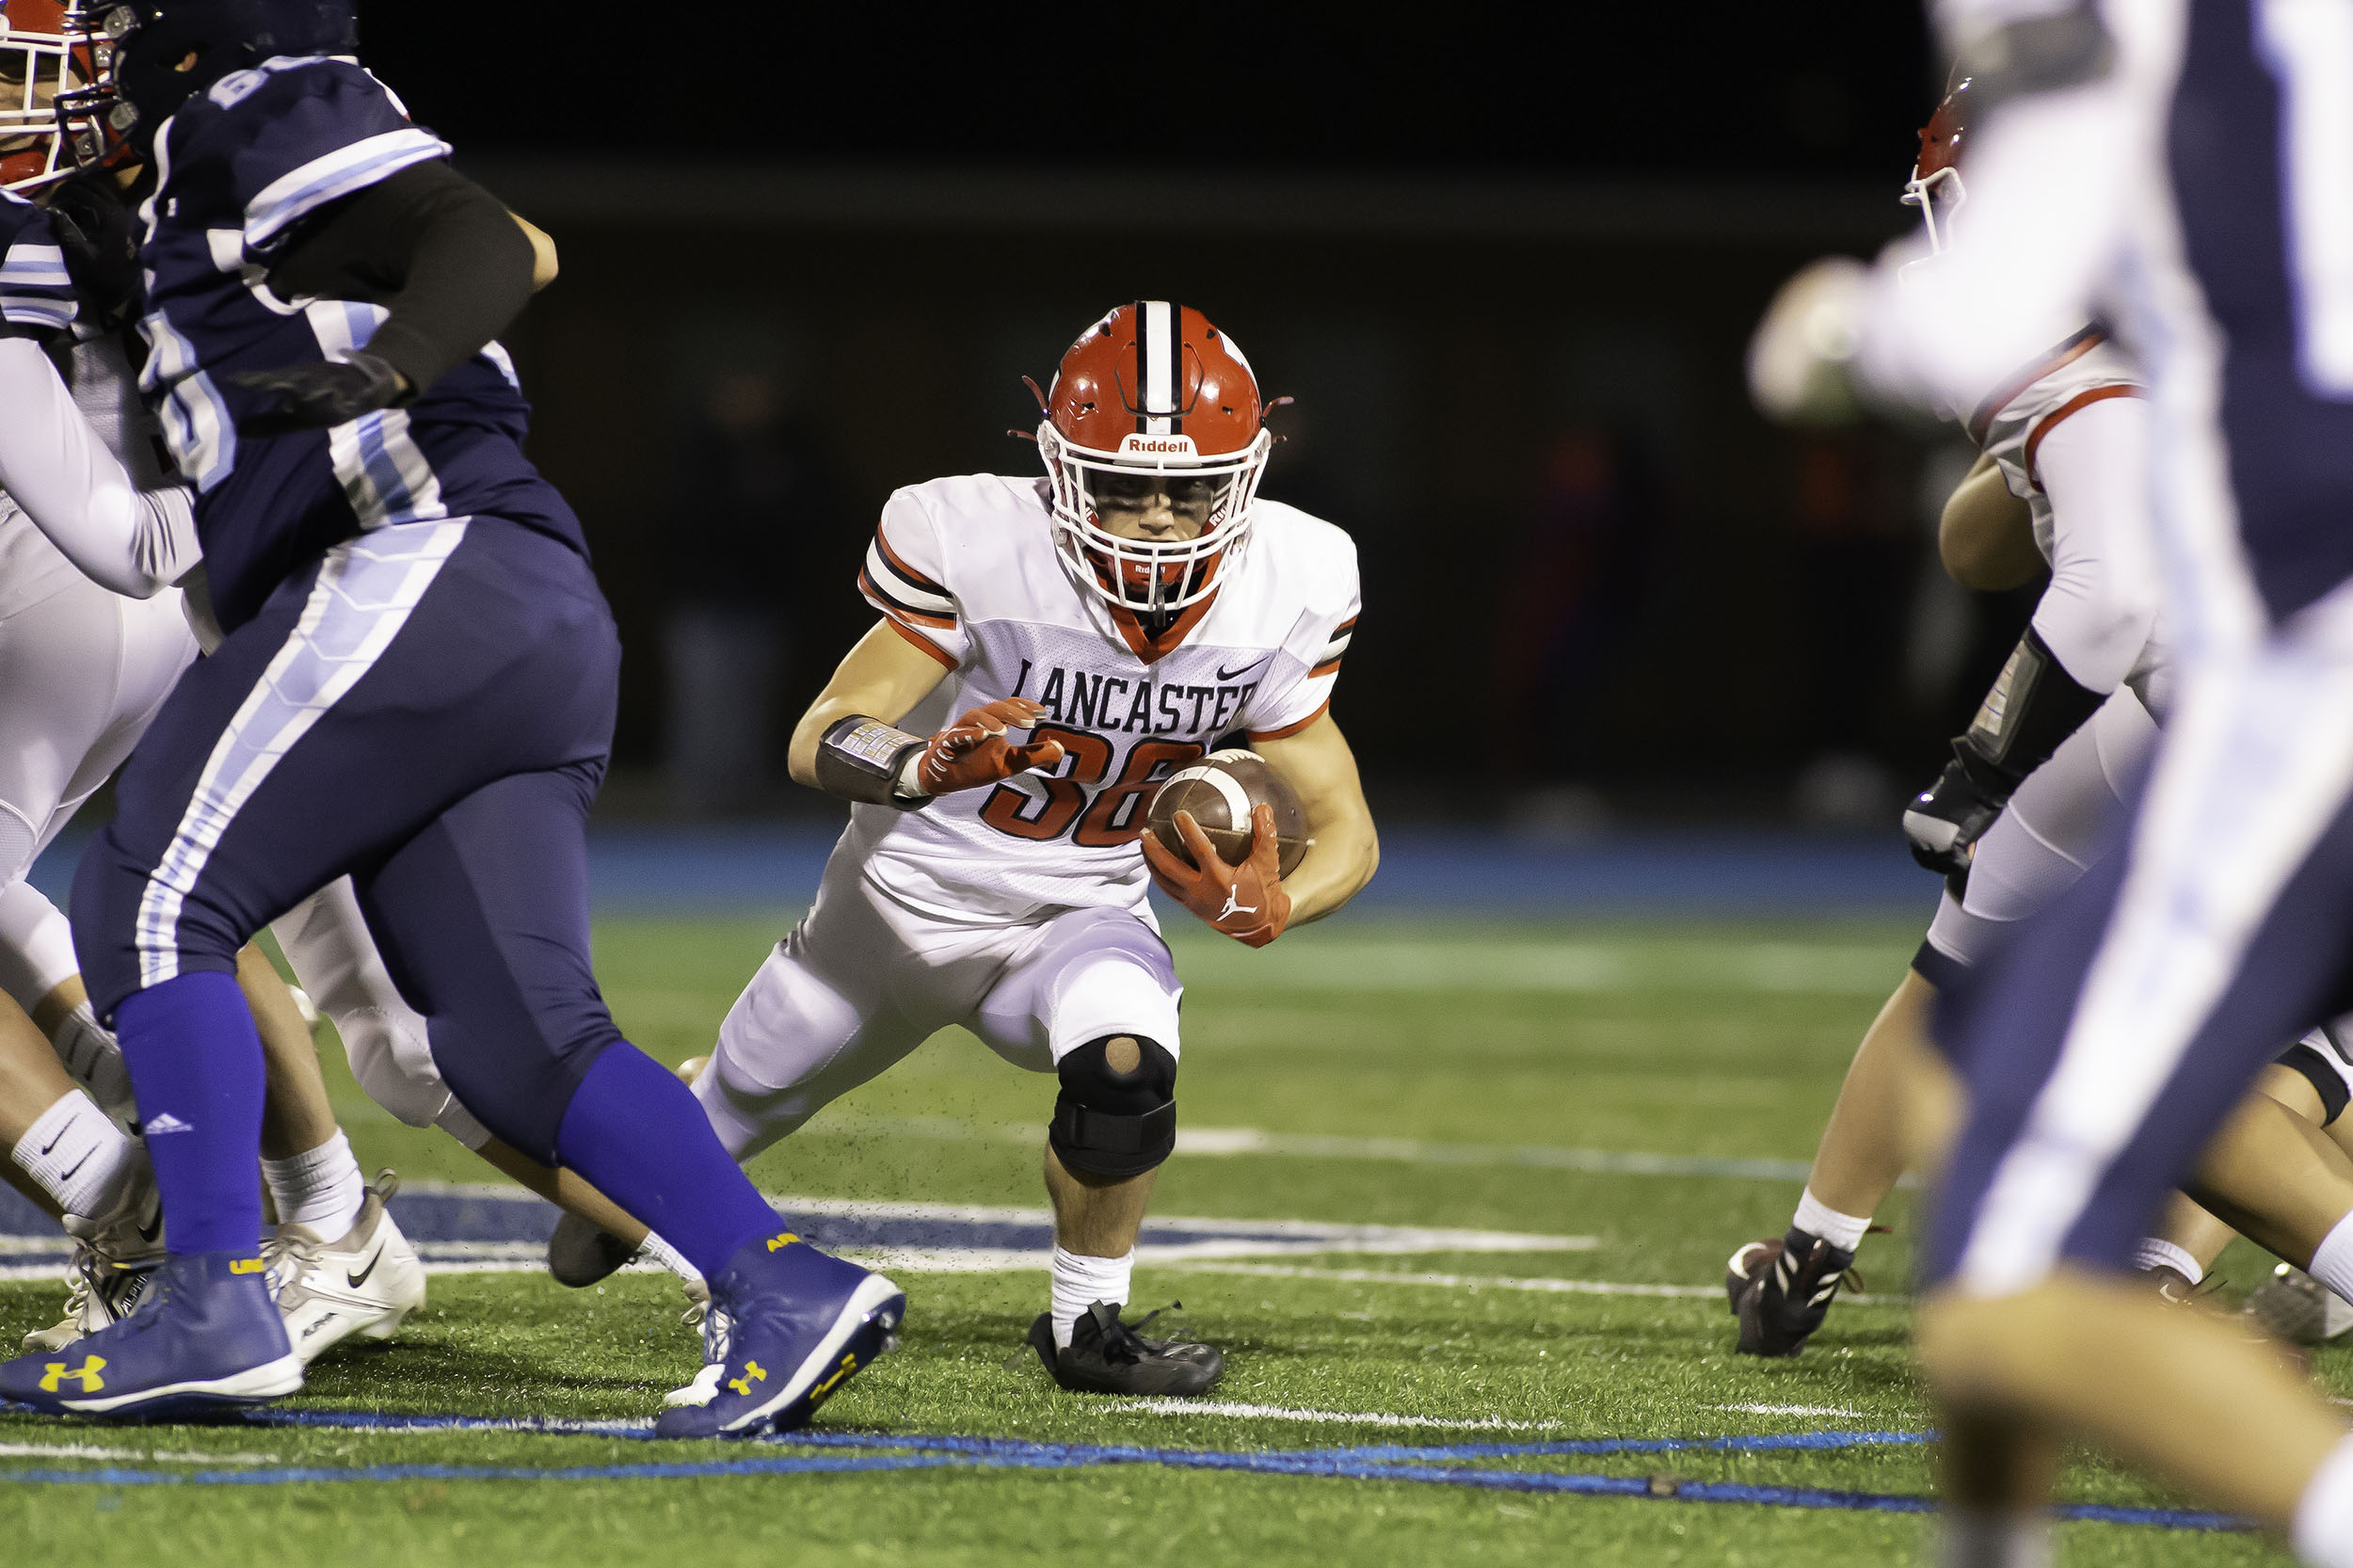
[1049,1033,1177,1178]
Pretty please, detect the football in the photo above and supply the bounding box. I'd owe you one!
[1145,748,1310,876]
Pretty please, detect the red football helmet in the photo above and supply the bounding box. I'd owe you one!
[1901,75,1971,254]
[0,0,79,191]
[1036,301,1274,616]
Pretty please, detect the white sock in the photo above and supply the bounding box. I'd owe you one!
[13,1091,136,1221]
[639,1229,704,1288]
[1938,1509,2052,1568]
[1050,1245,1134,1350]
[2133,1238,2204,1285]
[2295,1434,2353,1567]
[2311,1212,2353,1309]
[1792,1187,1872,1253]
[51,1000,136,1127]
[262,1129,366,1238]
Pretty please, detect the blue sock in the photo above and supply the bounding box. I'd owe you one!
[554,1045,782,1278]
[113,970,265,1257]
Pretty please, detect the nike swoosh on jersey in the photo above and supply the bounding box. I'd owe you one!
[347,1247,383,1289]
[1215,659,1265,681]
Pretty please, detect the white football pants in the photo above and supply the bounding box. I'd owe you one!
[0,576,197,1016]
[696,849,1184,1162]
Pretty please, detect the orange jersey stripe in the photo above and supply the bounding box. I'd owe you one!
[858,568,956,630]
[881,614,958,669]
[2023,384,2141,489]
[1249,698,1330,743]
[1966,327,2106,446]
[875,532,948,597]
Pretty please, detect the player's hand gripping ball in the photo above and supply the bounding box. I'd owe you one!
[1143,751,1309,948]
[918,697,1065,795]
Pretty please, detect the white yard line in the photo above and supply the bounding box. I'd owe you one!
[776,1118,1834,1183]
[1709,1403,1874,1418]
[1108,1398,1560,1430]
[1159,1260,1897,1305]
[0,1441,275,1464]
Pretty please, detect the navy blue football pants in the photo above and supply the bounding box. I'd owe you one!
[73,517,625,1162]
[1924,603,2353,1296]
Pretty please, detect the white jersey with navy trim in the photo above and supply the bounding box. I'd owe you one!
[851,473,1359,922]
[136,56,583,632]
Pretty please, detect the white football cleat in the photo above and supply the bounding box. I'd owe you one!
[266,1170,426,1364]
[22,1153,163,1346]
[22,1159,165,1352]
[2244,1263,2353,1346]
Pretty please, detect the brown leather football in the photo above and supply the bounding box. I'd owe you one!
[1145,749,1309,875]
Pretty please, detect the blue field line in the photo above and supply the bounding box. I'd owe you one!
[0,1442,2249,1529]
[0,1410,2249,1528]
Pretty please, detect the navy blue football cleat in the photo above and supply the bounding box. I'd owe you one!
[0,1252,302,1418]
[654,1229,903,1440]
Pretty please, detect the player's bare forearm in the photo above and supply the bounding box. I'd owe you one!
[1255,714,1378,926]
[511,213,558,291]
[1940,451,2040,590]
[786,619,953,788]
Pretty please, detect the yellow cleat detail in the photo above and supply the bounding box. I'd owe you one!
[764,1233,800,1253]
[39,1353,105,1393]
[808,1352,858,1408]
[727,1360,768,1397]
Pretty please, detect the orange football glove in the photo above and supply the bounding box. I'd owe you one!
[1142,803,1291,948]
[916,697,1065,796]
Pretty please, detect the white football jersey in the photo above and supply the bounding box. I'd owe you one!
[1966,327,2140,567]
[0,326,173,619]
[843,473,1359,922]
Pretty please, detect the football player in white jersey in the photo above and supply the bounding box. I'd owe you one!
[568,303,1377,1398]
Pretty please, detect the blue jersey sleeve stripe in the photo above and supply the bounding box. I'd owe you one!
[0,239,77,328]
[243,126,451,252]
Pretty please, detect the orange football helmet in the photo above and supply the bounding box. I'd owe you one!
[1901,75,1971,254]
[1035,301,1274,616]
[0,0,78,191]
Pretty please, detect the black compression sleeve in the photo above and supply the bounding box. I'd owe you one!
[1952,625,2108,797]
[266,160,537,400]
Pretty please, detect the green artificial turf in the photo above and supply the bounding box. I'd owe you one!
[0,916,2309,1564]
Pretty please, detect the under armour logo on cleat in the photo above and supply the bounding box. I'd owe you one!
[143,1112,193,1134]
[39,1354,105,1393]
[764,1232,800,1253]
[727,1360,768,1397]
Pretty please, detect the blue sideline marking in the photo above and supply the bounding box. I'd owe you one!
[0,1411,2248,1529]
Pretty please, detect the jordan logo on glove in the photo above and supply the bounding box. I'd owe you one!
[1144,802,1291,949]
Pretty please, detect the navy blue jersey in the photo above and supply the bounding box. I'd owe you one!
[0,191,75,334]
[137,57,584,631]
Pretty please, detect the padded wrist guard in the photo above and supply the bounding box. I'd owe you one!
[813,715,928,808]
[1957,626,2105,796]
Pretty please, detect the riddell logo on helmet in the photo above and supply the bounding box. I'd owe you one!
[1119,434,1198,457]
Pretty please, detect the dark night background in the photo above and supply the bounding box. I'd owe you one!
[351,6,2013,829]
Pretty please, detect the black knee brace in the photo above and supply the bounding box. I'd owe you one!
[1048,1033,1177,1178]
